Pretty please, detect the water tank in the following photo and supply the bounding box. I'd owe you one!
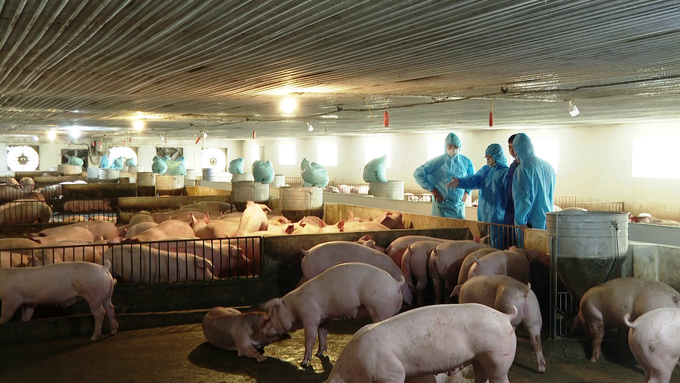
[368,180,404,200]
[547,211,629,299]
[280,186,323,222]
[99,169,120,183]
[137,172,156,187]
[156,175,184,190]
[59,164,82,176]
[87,167,99,183]
[232,172,254,182]
[232,181,269,212]
[271,174,286,188]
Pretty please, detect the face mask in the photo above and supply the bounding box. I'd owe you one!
[486,157,496,167]
[447,147,459,157]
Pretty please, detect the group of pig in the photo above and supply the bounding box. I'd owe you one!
[202,234,680,383]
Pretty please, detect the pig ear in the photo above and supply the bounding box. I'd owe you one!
[451,285,462,297]
[406,244,412,253]
[203,213,210,224]
[473,257,480,265]
[191,214,197,226]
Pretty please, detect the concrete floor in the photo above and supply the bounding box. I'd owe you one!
[1,320,676,383]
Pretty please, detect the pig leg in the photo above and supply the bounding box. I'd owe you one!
[647,358,675,383]
[237,340,267,362]
[0,300,21,324]
[415,277,427,306]
[316,320,331,357]
[103,297,118,334]
[587,319,605,362]
[472,360,489,383]
[444,280,454,304]
[21,304,37,322]
[525,323,546,372]
[301,322,320,366]
[86,298,107,341]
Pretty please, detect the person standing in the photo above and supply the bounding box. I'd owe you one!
[504,134,519,225]
[414,133,475,219]
[447,143,509,247]
[512,133,556,230]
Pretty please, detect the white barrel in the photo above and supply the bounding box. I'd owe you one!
[232,181,269,211]
[99,169,120,183]
[232,172,254,182]
[137,172,156,186]
[87,167,99,181]
[271,174,286,188]
[547,211,629,298]
[59,164,82,175]
[202,168,215,181]
[279,186,324,221]
[185,169,196,180]
[156,175,184,190]
[368,180,404,200]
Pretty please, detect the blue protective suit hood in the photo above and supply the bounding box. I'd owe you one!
[485,144,507,166]
[513,133,534,162]
[444,133,461,152]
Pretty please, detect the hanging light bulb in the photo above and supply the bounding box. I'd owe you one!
[133,120,144,131]
[280,97,297,114]
[306,122,314,132]
[32,136,39,141]
[567,100,580,117]
[69,126,81,139]
[48,131,57,141]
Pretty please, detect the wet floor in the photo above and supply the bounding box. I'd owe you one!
[1,319,674,383]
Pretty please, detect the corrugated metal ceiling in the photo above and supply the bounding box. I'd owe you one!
[0,0,679,140]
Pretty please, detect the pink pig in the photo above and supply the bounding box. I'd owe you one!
[466,248,531,284]
[624,307,680,383]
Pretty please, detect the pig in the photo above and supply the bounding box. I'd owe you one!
[300,241,413,304]
[299,216,325,227]
[129,212,154,226]
[457,248,499,286]
[262,263,405,366]
[317,221,345,233]
[386,235,449,267]
[574,277,680,362]
[452,275,546,373]
[624,307,680,383]
[124,219,196,242]
[124,222,159,238]
[1,251,30,268]
[20,177,35,192]
[30,241,107,265]
[401,240,442,305]
[466,249,532,284]
[0,238,42,254]
[152,238,248,277]
[341,221,390,232]
[182,202,233,215]
[427,241,487,304]
[37,221,119,241]
[234,201,270,236]
[202,307,287,362]
[5,177,20,188]
[151,209,207,224]
[324,303,517,383]
[267,214,291,225]
[31,227,95,246]
[355,234,386,253]
[0,201,52,225]
[281,222,318,235]
[0,261,118,340]
[103,245,213,283]
[0,186,25,201]
[372,211,405,229]
[191,214,237,238]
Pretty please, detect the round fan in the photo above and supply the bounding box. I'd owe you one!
[202,148,226,172]
[7,146,39,171]
[109,147,138,166]
[157,147,182,160]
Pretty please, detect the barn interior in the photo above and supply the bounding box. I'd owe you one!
[1,1,680,382]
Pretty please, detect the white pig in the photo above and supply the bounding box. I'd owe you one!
[300,241,413,305]
[624,307,680,383]
[324,303,517,383]
[453,275,546,373]
[124,222,159,238]
[103,245,213,283]
[387,235,449,267]
[262,263,405,366]
[428,240,488,304]
[401,240,442,306]
[31,227,95,246]
[0,201,52,225]
[234,201,270,236]
[0,261,118,340]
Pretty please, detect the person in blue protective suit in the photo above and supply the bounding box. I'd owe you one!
[413,133,475,219]
[512,133,556,230]
[504,134,519,225]
[446,143,509,248]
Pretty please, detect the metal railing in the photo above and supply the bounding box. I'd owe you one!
[575,201,624,212]
[0,237,263,284]
[0,196,118,227]
[327,182,370,194]
[477,222,525,250]
[284,176,304,187]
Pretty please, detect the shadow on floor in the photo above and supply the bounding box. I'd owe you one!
[188,342,333,383]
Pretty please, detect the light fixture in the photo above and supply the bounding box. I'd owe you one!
[32,136,39,141]
[133,120,144,131]
[280,97,297,114]
[306,122,314,132]
[567,100,579,117]
[47,131,57,141]
[203,132,208,138]
[69,126,81,139]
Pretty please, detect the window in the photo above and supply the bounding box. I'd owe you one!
[251,145,261,162]
[202,148,227,171]
[632,137,680,178]
[7,146,39,171]
[109,147,138,166]
[427,140,442,160]
[364,142,391,167]
[278,144,296,165]
[531,139,559,173]
[317,143,337,166]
